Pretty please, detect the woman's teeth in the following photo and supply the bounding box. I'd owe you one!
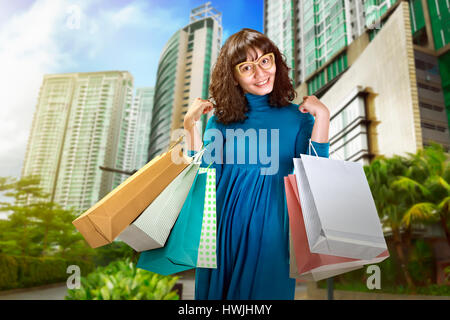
[255,79,268,86]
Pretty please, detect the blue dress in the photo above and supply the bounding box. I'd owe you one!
[187,93,329,300]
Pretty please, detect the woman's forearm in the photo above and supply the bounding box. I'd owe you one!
[311,111,330,143]
[184,118,203,152]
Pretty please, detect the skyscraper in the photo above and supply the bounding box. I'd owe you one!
[264,0,366,87]
[131,87,155,170]
[264,0,296,82]
[264,0,449,162]
[21,71,134,213]
[148,2,222,160]
[319,1,449,161]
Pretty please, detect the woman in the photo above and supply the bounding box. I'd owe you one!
[184,28,330,300]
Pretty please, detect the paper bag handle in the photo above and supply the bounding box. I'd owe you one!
[308,139,319,157]
[309,138,344,160]
[168,134,186,151]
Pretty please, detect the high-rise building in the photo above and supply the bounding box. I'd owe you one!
[297,2,449,284]
[264,0,450,161]
[21,71,134,213]
[315,1,449,162]
[148,2,222,160]
[131,87,155,170]
[112,78,135,189]
[299,0,366,90]
[364,0,398,28]
[264,0,366,87]
[407,0,450,128]
[264,0,450,285]
[264,0,296,83]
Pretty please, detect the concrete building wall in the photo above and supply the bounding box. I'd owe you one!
[170,30,188,136]
[190,27,207,103]
[319,1,422,158]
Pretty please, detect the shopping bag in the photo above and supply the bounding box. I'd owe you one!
[289,231,363,281]
[137,168,217,275]
[117,149,206,252]
[285,174,389,281]
[292,142,388,260]
[72,138,190,248]
[195,167,217,268]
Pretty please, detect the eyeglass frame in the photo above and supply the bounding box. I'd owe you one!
[234,52,275,77]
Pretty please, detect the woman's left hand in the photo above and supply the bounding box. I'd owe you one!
[299,95,330,118]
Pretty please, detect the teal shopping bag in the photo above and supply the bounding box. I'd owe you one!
[136,171,207,276]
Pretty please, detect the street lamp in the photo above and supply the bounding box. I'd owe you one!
[327,277,334,300]
[99,166,137,176]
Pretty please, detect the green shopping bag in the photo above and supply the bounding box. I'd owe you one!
[136,168,215,275]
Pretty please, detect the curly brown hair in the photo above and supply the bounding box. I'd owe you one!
[209,28,296,125]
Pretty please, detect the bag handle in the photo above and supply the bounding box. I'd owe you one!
[168,134,186,151]
[168,134,206,154]
[309,138,344,160]
[308,138,319,157]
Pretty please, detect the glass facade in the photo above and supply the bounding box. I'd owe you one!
[20,77,74,206]
[426,0,450,50]
[364,0,397,27]
[264,0,363,90]
[132,87,155,170]
[148,31,180,160]
[148,4,222,161]
[303,0,348,78]
[265,0,296,83]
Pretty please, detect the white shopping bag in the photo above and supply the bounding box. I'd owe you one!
[118,149,206,252]
[292,141,387,260]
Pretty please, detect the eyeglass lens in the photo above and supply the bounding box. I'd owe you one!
[238,54,274,76]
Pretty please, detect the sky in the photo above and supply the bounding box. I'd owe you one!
[0,0,264,187]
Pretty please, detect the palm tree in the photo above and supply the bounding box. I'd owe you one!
[365,144,450,290]
[402,143,450,247]
[364,155,417,289]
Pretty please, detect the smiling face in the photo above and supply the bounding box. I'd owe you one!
[234,47,276,96]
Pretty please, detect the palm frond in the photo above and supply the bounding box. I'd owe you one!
[401,202,437,226]
[438,197,450,215]
[391,176,430,198]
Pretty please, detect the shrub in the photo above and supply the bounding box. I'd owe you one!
[65,259,180,300]
[0,254,94,291]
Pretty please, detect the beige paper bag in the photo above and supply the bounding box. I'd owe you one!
[73,144,190,248]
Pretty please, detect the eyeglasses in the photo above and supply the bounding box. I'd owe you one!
[235,52,275,77]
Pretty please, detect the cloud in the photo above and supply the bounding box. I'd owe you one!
[0,0,70,180]
[0,0,187,185]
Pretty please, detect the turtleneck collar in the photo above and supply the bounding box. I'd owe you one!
[244,93,272,112]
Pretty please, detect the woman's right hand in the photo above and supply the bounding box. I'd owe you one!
[184,98,214,130]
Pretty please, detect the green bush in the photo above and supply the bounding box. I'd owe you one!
[91,241,135,267]
[416,284,450,296]
[407,239,434,286]
[325,282,450,296]
[65,259,180,300]
[0,254,19,289]
[0,254,94,291]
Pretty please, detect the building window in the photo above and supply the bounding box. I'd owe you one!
[417,82,441,93]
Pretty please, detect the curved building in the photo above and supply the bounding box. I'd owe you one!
[148,2,222,160]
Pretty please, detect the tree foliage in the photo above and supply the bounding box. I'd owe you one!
[0,175,132,264]
[364,143,450,289]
